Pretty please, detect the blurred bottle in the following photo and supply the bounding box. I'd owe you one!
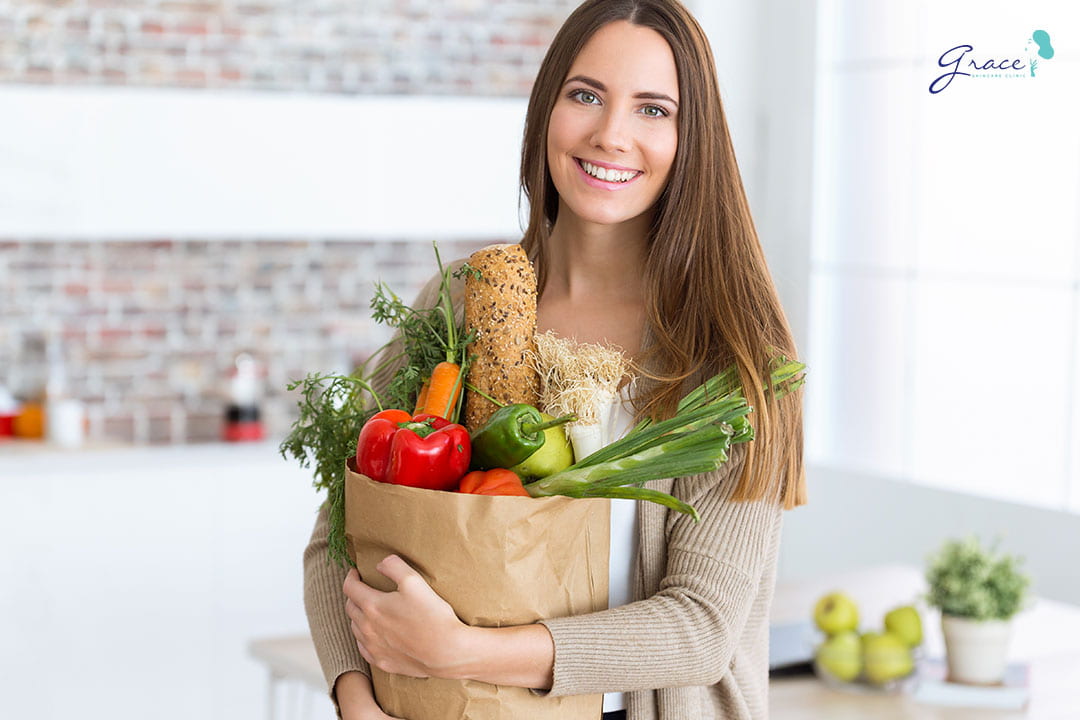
[44,338,85,449]
[0,384,19,437]
[222,352,265,442]
[13,404,45,438]
[12,333,47,439]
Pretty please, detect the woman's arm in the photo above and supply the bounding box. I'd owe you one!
[457,623,555,689]
[335,671,403,720]
[303,503,373,716]
[537,443,784,696]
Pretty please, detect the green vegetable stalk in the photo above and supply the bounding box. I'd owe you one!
[524,359,806,521]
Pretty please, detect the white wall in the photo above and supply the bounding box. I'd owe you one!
[691,0,817,351]
[0,87,526,241]
[782,465,1080,605]
[695,0,1080,607]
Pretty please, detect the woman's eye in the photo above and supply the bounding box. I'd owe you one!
[642,105,668,118]
[571,89,600,105]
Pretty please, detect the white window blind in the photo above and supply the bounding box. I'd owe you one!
[808,0,1080,512]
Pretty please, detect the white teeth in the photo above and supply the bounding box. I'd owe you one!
[581,160,637,183]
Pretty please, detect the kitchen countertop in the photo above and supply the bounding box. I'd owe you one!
[0,437,293,472]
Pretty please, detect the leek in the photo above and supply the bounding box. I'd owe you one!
[523,359,806,521]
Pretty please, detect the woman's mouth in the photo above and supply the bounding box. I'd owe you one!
[574,158,643,190]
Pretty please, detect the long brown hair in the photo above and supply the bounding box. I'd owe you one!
[519,0,806,509]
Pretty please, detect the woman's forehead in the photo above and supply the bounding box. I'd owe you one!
[565,21,679,101]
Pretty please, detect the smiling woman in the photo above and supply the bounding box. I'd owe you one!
[304,2,806,719]
[545,20,679,227]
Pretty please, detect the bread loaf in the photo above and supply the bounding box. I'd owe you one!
[463,244,540,431]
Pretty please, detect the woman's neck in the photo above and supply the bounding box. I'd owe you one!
[544,211,650,304]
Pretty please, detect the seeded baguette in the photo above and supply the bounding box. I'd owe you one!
[463,244,541,432]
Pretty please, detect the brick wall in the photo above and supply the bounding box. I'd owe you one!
[1,0,576,444]
[0,238,488,443]
[1,0,574,95]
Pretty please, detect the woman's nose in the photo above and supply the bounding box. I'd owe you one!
[589,108,631,154]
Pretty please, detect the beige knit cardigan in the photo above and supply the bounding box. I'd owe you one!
[302,263,785,720]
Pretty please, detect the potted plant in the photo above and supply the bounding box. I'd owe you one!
[925,536,1030,684]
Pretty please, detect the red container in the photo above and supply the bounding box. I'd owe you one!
[223,421,265,442]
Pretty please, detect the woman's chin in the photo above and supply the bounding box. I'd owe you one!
[563,204,651,228]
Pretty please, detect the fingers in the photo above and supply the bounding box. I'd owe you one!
[349,608,381,670]
[344,596,362,625]
[352,619,405,677]
[345,557,423,601]
[375,554,421,592]
[342,556,444,681]
[343,567,382,609]
[345,598,366,645]
[343,567,361,599]
[352,619,374,664]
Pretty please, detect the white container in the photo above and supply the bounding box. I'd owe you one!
[941,614,1012,684]
[47,398,86,448]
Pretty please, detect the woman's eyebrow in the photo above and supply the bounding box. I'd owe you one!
[563,74,679,107]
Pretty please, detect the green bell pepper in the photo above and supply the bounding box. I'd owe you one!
[470,404,575,470]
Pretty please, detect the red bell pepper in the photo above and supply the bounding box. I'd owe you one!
[355,409,411,483]
[458,468,531,497]
[356,410,471,491]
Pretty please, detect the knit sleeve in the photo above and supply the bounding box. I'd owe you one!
[536,443,782,696]
[302,502,369,717]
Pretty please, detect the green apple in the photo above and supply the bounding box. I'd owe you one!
[510,413,574,479]
[815,630,862,682]
[883,605,923,647]
[861,631,914,685]
[813,592,859,635]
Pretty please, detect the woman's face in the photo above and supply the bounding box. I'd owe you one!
[546,20,680,229]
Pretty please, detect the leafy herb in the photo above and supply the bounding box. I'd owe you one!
[370,250,477,416]
[278,372,381,566]
[280,241,474,567]
[371,281,447,411]
[453,262,482,282]
[279,373,381,494]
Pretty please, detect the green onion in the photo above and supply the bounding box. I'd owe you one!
[523,358,806,521]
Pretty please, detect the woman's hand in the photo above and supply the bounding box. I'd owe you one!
[335,671,404,720]
[343,555,471,680]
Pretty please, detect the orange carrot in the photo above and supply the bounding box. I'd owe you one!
[413,379,431,415]
[416,361,462,420]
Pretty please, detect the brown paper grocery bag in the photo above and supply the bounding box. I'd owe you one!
[344,459,609,720]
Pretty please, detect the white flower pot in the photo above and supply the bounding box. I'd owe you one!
[940,614,1012,684]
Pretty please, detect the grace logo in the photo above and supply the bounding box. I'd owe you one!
[929,29,1055,94]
